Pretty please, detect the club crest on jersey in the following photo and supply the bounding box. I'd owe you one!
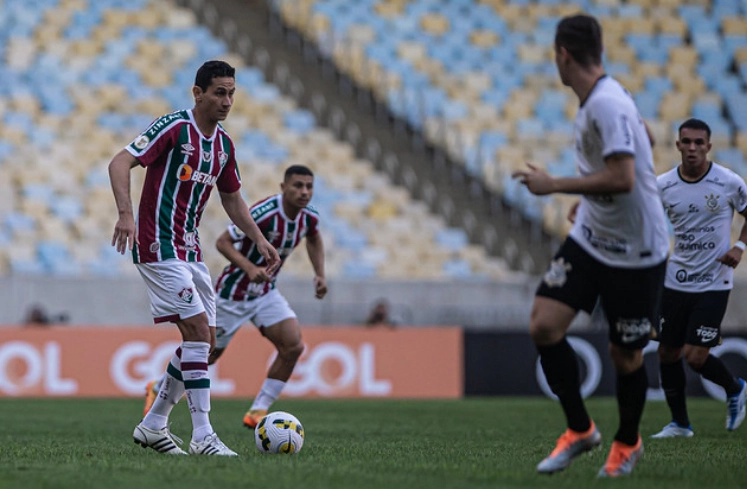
[705,193,720,212]
[543,258,571,287]
[181,143,195,156]
[202,150,212,162]
[134,135,150,150]
[218,151,228,165]
[178,288,194,304]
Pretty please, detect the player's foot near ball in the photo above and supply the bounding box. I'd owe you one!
[243,409,267,429]
[537,421,602,474]
[189,433,238,456]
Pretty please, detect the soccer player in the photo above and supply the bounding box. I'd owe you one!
[144,164,326,429]
[110,60,280,456]
[652,118,747,438]
[512,15,669,477]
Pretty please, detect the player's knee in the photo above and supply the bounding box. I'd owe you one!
[684,348,708,371]
[657,344,682,364]
[280,341,305,362]
[529,321,564,346]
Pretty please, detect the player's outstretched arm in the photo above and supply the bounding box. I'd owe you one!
[306,232,327,299]
[108,150,140,254]
[219,190,280,272]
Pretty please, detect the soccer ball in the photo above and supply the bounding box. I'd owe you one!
[254,411,305,454]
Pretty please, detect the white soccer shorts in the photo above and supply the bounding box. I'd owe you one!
[137,259,217,326]
[214,289,297,349]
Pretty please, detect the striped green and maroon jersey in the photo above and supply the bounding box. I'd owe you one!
[126,109,242,264]
[215,194,321,301]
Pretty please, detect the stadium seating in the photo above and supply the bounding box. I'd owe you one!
[275,0,747,276]
[0,0,514,281]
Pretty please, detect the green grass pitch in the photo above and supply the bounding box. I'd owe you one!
[0,398,745,489]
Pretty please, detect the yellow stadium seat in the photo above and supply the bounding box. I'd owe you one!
[657,17,687,36]
[669,46,698,66]
[469,29,500,48]
[722,18,747,36]
[420,13,450,36]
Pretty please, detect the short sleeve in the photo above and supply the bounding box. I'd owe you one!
[216,148,241,194]
[590,98,636,159]
[125,120,177,167]
[227,223,245,241]
[730,174,747,214]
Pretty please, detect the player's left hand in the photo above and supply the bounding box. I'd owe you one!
[717,247,743,268]
[512,163,556,195]
[257,238,281,274]
[313,276,327,299]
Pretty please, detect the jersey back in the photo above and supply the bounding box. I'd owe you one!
[568,76,669,268]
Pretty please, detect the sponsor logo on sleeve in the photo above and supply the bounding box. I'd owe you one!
[133,135,150,150]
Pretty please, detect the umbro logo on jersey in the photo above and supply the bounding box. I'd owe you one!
[267,231,281,241]
[181,143,195,155]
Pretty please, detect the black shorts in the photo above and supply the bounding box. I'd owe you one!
[537,237,666,350]
[658,287,729,349]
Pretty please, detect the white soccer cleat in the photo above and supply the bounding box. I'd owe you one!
[189,433,239,456]
[726,378,747,431]
[650,422,694,438]
[133,423,187,455]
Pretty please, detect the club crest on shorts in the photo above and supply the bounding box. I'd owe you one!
[178,287,194,303]
[544,258,571,287]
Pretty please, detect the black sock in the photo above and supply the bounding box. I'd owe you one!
[615,365,647,446]
[694,355,741,397]
[537,338,591,433]
[660,359,690,427]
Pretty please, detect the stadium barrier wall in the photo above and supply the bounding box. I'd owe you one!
[465,332,747,400]
[0,326,462,399]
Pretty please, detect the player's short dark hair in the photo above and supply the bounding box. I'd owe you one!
[284,165,314,181]
[194,60,235,92]
[555,14,603,68]
[678,118,712,140]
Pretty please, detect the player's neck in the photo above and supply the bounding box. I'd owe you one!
[282,201,300,220]
[678,161,710,182]
[192,110,217,138]
[573,67,606,106]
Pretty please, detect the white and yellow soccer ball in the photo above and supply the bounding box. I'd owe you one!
[254,411,305,454]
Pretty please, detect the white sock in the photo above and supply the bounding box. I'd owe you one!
[181,341,213,442]
[142,350,185,430]
[251,378,286,411]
